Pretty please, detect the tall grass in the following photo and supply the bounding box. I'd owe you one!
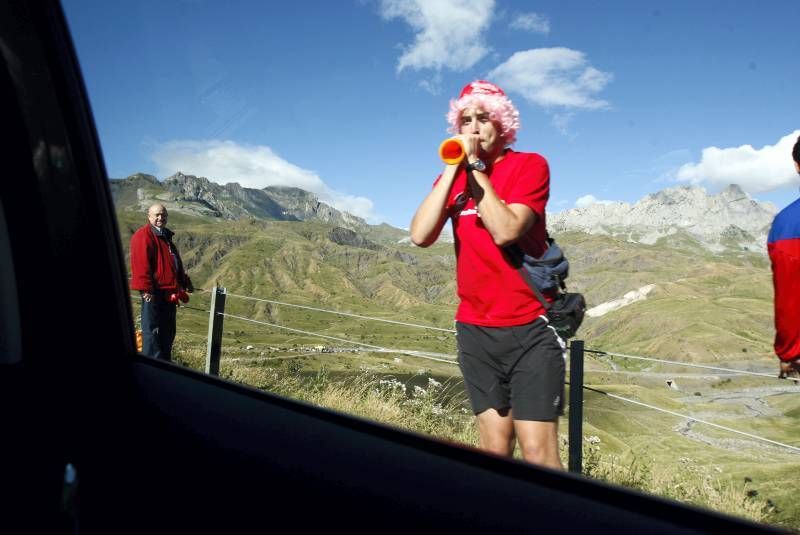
[581,436,774,523]
[223,360,480,447]
[172,342,775,526]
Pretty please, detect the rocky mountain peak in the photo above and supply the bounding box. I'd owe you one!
[549,184,776,253]
[263,185,367,228]
[721,183,746,198]
[124,172,159,184]
[114,170,371,232]
[266,185,316,199]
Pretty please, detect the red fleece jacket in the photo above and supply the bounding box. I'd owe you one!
[130,224,188,293]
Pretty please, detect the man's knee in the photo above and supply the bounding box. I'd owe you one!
[515,420,561,465]
[519,440,550,463]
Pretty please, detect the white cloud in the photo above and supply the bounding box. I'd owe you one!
[676,131,800,194]
[488,48,612,109]
[152,139,378,222]
[552,112,574,135]
[418,72,443,95]
[378,0,494,72]
[575,194,615,208]
[509,12,550,34]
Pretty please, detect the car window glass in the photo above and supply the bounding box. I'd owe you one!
[0,197,21,365]
[60,2,799,530]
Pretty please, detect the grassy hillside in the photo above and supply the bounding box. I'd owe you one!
[556,231,774,364]
[119,212,775,363]
[120,209,799,530]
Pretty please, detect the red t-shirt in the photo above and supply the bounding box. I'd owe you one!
[436,150,550,327]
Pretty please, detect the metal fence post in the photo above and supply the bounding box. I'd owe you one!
[205,285,226,376]
[568,339,584,474]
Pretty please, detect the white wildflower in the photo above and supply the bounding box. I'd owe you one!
[378,378,406,393]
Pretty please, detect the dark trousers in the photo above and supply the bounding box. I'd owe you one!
[140,293,177,361]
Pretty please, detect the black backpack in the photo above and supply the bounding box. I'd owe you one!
[505,238,586,339]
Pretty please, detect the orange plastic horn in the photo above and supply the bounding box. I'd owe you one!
[439,137,465,165]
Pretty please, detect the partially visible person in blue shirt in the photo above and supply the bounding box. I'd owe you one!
[767,135,800,379]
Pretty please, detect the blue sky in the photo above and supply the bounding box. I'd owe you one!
[63,0,800,228]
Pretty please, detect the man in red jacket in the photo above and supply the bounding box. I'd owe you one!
[130,203,192,361]
[768,135,800,379]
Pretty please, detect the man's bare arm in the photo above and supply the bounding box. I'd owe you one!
[409,164,460,247]
[468,170,536,246]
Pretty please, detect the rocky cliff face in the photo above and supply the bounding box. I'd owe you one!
[327,227,380,250]
[113,171,368,231]
[262,186,367,229]
[548,184,777,253]
[114,174,775,254]
[163,172,290,221]
[108,173,159,206]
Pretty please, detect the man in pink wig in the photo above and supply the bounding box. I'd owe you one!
[411,80,564,469]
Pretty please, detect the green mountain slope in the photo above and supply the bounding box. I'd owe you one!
[557,231,774,364]
[118,193,799,528]
[118,207,776,366]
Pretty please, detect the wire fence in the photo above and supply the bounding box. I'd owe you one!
[217,290,797,382]
[580,384,800,453]
[225,292,457,333]
[131,289,800,456]
[220,312,457,365]
[585,348,799,383]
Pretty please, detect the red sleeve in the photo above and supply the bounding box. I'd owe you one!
[129,228,153,292]
[505,153,549,218]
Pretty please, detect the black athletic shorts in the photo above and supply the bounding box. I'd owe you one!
[456,317,566,421]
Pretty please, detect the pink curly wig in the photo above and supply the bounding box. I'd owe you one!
[447,80,520,145]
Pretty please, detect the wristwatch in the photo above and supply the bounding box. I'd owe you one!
[466,158,486,172]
